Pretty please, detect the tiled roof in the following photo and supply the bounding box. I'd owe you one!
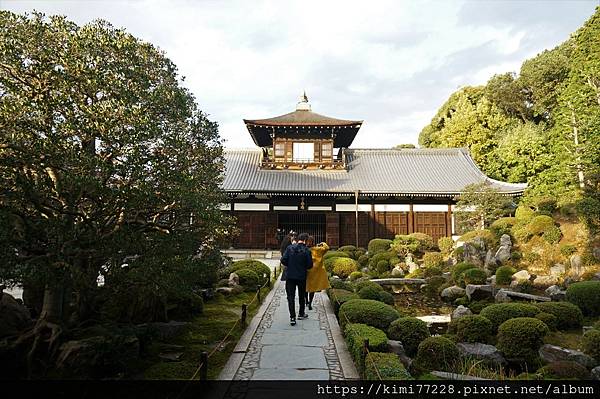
[222,148,527,196]
[244,110,362,127]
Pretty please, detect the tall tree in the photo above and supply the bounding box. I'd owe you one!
[0,11,233,346]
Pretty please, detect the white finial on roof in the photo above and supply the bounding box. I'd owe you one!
[296,90,311,111]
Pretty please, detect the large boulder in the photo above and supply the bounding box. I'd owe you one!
[484,250,497,275]
[0,292,32,338]
[539,344,599,369]
[457,343,507,366]
[465,284,494,301]
[388,339,412,369]
[550,264,566,277]
[56,335,140,374]
[452,305,472,321]
[511,270,531,284]
[592,366,600,380]
[441,285,465,302]
[228,272,240,286]
[545,285,567,301]
[463,241,485,267]
[570,254,583,277]
[533,275,559,288]
[494,235,512,264]
[391,266,404,277]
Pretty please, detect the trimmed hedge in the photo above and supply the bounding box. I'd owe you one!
[495,266,516,286]
[534,302,583,330]
[527,215,555,236]
[227,259,272,285]
[479,303,539,332]
[581,329,600,361]
[413,336,459,372]
[357,254,369,267]
[534,312,558,331]
[376,260,390,274]
[462,268,487,286]
[497,317,549,365]
[369,251,395,269]
[515,205,536,222]
[349,271,364,281]
[235,268,260,290]
[451,315,493,343]
[365,352,412,380]
[353,280,383,293]
[377,291,395,305]
[409,233,435,250]
[368,239,392,255]
[537,361,590,380]
[451,262,477,285]
[332,258,359,279]
[329,277,353,291]
[566,281,600,316]
[387,317,430,356]
[328,289,359,314]
[339,299,400,331]
[345,323,388,371]
[324,251,350,260]
[438,237,454,254]
[358,285,384,301]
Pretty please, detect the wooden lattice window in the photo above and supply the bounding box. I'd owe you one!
[322,142,332,158]
[274,142,285,157]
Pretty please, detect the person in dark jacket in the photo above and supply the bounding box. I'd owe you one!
[280,232,313,325]
[279,231,296,282]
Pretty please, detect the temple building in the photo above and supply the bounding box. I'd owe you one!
[221,94,526,249]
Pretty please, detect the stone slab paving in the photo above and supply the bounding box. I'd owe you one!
[231,279,345,380]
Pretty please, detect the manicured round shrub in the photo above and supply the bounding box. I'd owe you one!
[495,266,516,286]
[225,259,272,285]
[349,271,364,281]
[527,215,555,236]
[235,268,260,290]
[339,299,400,331]
[358,285,384,301]
[332,258,358,279]
[534,312,557,331]
[451,262,477,285]
[459,229,496,248]
[542,226,562,244]
[368,239,392,255]
[490,217,516,238]
[377,291,395,305]
[479,303,540,332]
[515,205,536,222]
[413,336,459,372]
[467,299,494,314]
[328,289,359,314]
[462,268,487,286]
[581,329,600,361]
[537,361,590,380]
[566,281,600,316]
[451,315,493,343]
[329,277,353,291]
[496,317,549,364]
[387,317,430,356]
[438,237,454,254]
[423,265,442,278]
[534,302,583,330]
[376,260,390,274]
[365,352,412,380]
[389,256,401,267]
[324,251,350,260]
[324,257,336,273]
[369,251,395,269]
[423,252,444,269]
[357,254,369,267]
[355,249,366,259]
[345,323,388,367]
[339,245,357,254]
[353,279,383,293]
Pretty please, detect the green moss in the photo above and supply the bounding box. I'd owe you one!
[339,299,400,331]
[566,281,600,316]
[365,352,412,380]
[387,317,430,356]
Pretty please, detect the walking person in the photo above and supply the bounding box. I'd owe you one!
[279,230,296,281]
[305,236,331,310]
[280,233,313,325]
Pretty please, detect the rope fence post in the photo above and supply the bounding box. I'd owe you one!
[200,351,208,380]
[362,338,369,377]
[241,303,247,327]
[257,285,261,304]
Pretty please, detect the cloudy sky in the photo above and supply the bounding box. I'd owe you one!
[4,0,598,148]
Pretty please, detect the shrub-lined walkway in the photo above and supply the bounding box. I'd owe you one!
[220,273,358,380]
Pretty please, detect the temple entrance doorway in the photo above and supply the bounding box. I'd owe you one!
[278,213,326,244]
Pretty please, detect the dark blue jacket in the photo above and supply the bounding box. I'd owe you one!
[281,243,313,280]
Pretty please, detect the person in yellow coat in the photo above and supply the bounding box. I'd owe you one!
[305,236,331,310]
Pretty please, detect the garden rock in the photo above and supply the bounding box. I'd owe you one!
[388,339,412,369]
[484,250,497,275]
[511,270,530,283]
[228,272,240,286]
[462,242,484,266]
[539,344,599,369]
[533,275,558,288]
[570,255,583,277]
[146,321,190,341]
[592,366,600,380]
[451,305,472,321]
[457,343,507,366]
[57,335,140,370]
[391,266,404,277]
[545,285,566,301]
[441,285,465,302]
[550,264,566,277]
[465,284,494,301]
[495,289,511,303]
[487,275,496,286]
[494,234,512,264]
[0,292,32,338]
[593,247,600,262]
[216,287,234,295]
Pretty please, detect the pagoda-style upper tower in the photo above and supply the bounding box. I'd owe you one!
[244,93,363,169]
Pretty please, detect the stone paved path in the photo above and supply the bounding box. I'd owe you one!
[232,279,346,380]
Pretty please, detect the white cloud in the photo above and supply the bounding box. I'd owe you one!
[4,0,598,147]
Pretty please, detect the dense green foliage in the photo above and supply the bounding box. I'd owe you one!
[328,288,359,314]
[387,317,430,357]
[235,268,260,290]
[339,299,400,331]
[454,184,513,231]
[353,279,383,293]
[534,312,558,331]
[495,266,516,285]
[581,329,600,361]
[461,268,488,286]
[418,8,600,225]
[0,12,232,330]
[534,302,583,329]
[451,262,477,287]
[367,239,392,255]
[413,336,459,372]
[497,318,549,365]
[364,352,412,380]
[329,278,354,291]
[451,315,493,343]
[537,361,590,380]
[479,303,540,331]
[422,252,444,269]
[437,237,454,254]
[566,281,600,316]
[226,260,271,285]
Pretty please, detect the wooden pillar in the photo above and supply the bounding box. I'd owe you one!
[446,203,453,237]
[370,199,375,243]
[354,190,359,248]
[408,202,414,234]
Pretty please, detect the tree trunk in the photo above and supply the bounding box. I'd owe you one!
[569,104,585,189]
[39,283,64,324]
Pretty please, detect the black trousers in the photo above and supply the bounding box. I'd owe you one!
[285,278,306,318]
[304,291,315,305]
